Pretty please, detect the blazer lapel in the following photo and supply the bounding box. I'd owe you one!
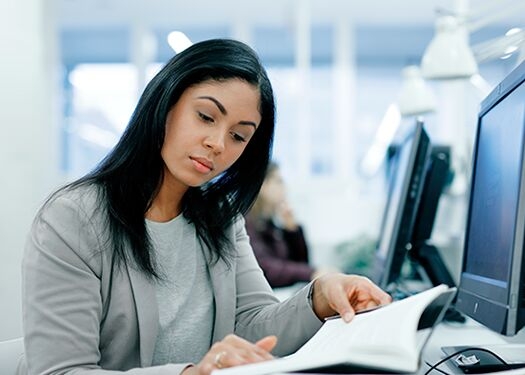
[206,249,236,343]
[127,265,159,367]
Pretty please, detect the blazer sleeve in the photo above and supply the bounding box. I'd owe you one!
[21,192,190,375]
[233,218,323,357]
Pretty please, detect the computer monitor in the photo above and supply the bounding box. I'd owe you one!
[442,61,525,373]
[408,148,457,288]
[372,120,431,290]
[411,146,451,247]
[456,60,525,337]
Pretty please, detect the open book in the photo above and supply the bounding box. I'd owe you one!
[214,284,456,375]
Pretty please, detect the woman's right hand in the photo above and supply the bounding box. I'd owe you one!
[183,334,278,375]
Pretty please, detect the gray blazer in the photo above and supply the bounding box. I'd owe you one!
[19,186,322,375]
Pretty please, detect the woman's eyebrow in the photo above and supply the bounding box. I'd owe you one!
[198,95,257,128]
[198,96,226,115]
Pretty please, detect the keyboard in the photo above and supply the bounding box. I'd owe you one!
[387,284,465,323]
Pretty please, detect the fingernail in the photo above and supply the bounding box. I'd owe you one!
[343,313,353,322]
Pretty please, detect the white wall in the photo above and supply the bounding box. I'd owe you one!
[0,0,61,340]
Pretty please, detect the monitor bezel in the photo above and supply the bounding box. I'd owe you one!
[456,61,525,336]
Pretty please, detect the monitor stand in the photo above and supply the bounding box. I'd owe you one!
[441,344,525,373]
[410,243,455,287]
[409,243,465,323]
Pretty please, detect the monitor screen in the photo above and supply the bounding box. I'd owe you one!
[456,60,525,336]
[372,120,431,290]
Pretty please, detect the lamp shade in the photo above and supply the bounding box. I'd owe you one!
[397,65,436,116]
[421,16,478,79]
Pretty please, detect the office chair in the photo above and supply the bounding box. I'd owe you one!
[0,337,24,375]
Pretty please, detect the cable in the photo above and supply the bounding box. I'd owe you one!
[424,361,451,375]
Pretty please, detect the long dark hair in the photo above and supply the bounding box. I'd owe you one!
[61,39,275,278]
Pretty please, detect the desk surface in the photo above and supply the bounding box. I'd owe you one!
[419,319,525,375]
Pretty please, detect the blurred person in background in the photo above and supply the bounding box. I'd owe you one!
[246,162,334,288]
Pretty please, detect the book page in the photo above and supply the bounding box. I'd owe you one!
[214,284,452,375]
[294,285,450,363]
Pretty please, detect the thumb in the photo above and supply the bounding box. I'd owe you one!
[255,335,278,352]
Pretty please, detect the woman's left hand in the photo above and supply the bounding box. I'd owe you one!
[310,273,392,322]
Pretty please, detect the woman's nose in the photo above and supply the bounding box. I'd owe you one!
[204,131,226,154]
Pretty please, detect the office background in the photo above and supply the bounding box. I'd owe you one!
[0,0,523,340]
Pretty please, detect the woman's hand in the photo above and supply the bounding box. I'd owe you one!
[310,273,392,323]
[275,201,298,231]
[183,334,277,375]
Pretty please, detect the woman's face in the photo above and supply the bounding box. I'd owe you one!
[161,79,261,190]
[259,168,286,212]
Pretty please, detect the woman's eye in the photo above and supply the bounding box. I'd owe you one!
[231,133,247,143]
[198,112,214,123]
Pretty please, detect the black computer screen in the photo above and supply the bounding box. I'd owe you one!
[456,60,525,336]
[372,120,431,290]
[464,93,522,285]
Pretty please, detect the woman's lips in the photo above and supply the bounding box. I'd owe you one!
[190,156,214,173]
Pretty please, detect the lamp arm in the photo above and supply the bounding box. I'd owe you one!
[471,30,525,63]
[466,1,525,33]
[436,0,525,34]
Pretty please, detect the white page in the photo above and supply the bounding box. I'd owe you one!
[214,285,450,375]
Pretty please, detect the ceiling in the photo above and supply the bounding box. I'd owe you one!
[57,0,523,29]
[56,0,525,66]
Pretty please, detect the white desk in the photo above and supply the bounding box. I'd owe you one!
[419,318,525,375]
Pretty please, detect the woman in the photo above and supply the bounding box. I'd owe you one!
[246,162,316,287]
[20,39,390,375]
